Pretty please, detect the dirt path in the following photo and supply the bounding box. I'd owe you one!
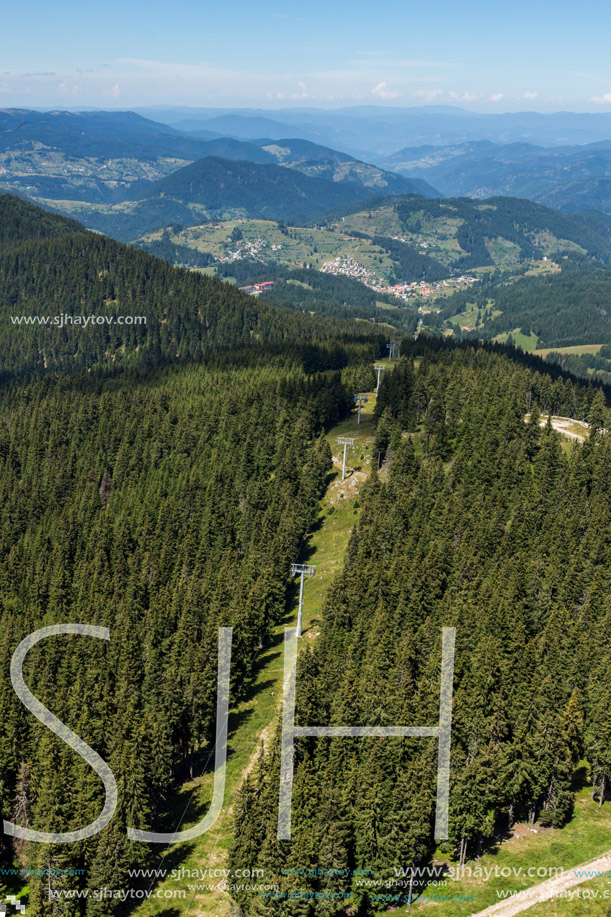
[524,414,589,443]
[539,416,589,442]
[471,851,611,916]
[129,382,379,917]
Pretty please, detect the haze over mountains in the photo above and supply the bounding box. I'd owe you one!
[0,108,439,235]
[7,103,611,361]
[381,140,611,213]
[7,105,611,227]
[139,105,611,154]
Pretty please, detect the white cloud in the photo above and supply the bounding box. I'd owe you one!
[0,59,547,109]
[413,88,443,101]
[448,91,480,102]
[371,81,399,99]
[57,80,79,96]
[523,91,538,100]
[591,92,611,103]
[276,81,309,100]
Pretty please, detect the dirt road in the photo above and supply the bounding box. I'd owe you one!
[472,851,611,915]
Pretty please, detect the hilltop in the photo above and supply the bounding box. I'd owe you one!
[0,192,84,247]
[137,155,377,217]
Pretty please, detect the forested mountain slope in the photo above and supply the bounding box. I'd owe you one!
[0,193,84,247]
[137,156,382,219]
[437,262,611,349]
[230,340,611,914]
[322,194,611,268]
[0,349,383,911]
[4,188,611,917]
[0,194,377,380]
[0,190,394,915]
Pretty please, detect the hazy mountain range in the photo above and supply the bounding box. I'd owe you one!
[0,108,437,203]
[379,140,611,212]
[7,105,611,232]
[139,105,611,156]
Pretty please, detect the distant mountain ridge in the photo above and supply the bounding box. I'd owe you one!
[0,108,440,224]
[382,140,611,213]
[139,105,611,156]
[0,108,221,158]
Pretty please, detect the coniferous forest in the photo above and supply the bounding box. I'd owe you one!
[0,354,358,910]
[3,192,611,917]
[229,341,611,915]
[0,194,384,912]
[11,0,611,908]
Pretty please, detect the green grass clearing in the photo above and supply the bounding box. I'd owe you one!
[128,385,378,917]
[493,329,539,351]
[375,785,611,916]
[534,344,604,358]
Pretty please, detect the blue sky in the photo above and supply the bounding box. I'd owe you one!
[3,0,611,110]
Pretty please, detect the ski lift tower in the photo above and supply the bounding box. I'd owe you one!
[374,364,386,394]
[354,394,368,425]
[290,564,316,638]
[388,340,400,360]
[337,436,355,482]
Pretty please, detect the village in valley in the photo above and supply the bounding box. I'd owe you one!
[320,255,479,302]
[211,227,480,302]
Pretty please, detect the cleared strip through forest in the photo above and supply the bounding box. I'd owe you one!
[125,360,611,917]
[128,379,379,917]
